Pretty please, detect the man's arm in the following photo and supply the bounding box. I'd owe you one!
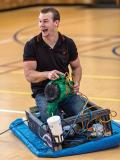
[23,61,63,83]
[70,57,82,93]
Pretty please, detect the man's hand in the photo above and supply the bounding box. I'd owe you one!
[73,81,80,94]
[48,70,64,80]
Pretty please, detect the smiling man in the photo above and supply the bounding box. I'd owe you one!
[23,7,82,122]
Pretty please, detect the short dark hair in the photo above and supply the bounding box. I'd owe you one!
[40,7,60,21]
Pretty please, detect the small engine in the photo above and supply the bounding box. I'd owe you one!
[44,75,74,116]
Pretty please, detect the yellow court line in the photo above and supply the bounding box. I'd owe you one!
[0,89,119,102]
[83,75,120,80]
[89,97,120,102]
[0,90,30,95]
[11,71,120,80]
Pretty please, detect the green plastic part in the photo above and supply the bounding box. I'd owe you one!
[47,75,74,116]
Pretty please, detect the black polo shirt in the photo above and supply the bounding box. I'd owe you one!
[23,32,78,97]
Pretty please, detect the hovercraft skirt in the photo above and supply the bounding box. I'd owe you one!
[9,119,120,158]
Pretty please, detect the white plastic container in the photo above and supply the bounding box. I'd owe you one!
[47,115,64,143]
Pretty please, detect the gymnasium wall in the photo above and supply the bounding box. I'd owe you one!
[0,0,94,11]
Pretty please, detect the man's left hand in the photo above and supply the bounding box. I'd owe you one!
[73,81,79,94]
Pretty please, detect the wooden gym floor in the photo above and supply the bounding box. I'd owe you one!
[0,6,120,160]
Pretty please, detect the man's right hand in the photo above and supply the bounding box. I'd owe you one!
[47,70,64,80]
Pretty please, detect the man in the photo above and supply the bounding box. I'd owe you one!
[23,7,82,122]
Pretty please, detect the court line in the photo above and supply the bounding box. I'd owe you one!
[83,75,120,80]
[112,44,120,56]
[0,38,13,44]
[0,35,29,45]
[0,109,24,114]
[89,97,120,102]
[0,90,30,95]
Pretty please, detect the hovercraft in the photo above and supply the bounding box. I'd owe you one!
[9,75,120,157]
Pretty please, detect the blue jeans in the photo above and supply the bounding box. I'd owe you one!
[35,93,86,122]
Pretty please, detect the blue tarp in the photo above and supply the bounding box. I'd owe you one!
[9,118,120,158]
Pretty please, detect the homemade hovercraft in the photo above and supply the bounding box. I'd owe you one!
[9,75,120,158]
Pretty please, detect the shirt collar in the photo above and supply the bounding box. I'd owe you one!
[37,32,65,49]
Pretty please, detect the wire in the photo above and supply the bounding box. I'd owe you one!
[0,119,28,136]
[110,110,117,118]
[61,94,89,138]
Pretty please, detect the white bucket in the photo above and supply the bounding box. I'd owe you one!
[47,116,64,143]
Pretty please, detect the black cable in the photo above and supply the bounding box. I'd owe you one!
[0,119,28,135]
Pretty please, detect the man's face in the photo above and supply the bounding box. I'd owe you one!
[38,12,59,37]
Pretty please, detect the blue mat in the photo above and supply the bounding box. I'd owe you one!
[9,118,120,158]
